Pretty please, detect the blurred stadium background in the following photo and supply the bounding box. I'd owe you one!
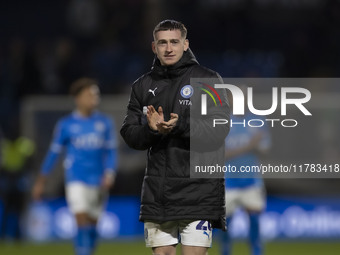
[1,0,340,254]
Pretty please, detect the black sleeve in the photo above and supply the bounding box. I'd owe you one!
[120,81,162,150]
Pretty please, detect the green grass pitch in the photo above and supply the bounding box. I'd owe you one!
[0,241,339,255]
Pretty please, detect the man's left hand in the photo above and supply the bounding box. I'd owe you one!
[156,113,179,134]
[102,171,116,191]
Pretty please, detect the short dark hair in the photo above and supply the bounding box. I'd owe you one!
[69,77,98,97]
[153,19,187,39]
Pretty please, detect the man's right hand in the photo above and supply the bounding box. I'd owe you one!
[32,175,47,201]
[147,105,164,131]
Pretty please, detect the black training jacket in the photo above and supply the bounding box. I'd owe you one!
[120,49,230,230]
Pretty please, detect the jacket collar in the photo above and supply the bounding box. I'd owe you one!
[151,48,198,79]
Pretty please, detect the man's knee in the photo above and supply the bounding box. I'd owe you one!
[181,245,208,255]
[152,245,176,255]
[75,212,97,226]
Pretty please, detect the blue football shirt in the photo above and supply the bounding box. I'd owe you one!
[41,111,118,186]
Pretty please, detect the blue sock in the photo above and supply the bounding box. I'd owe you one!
[221,217,232,255]
[249,213,262,255]
[89,225,98,251]
[74,225,97,255]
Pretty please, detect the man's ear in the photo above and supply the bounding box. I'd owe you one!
[184,39,189,51]
[151,41,156,54]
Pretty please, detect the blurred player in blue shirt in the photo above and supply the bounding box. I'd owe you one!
[32,78,118,255]
[221,91,271,255]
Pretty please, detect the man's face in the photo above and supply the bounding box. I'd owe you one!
[76,85,100,111]
[152,29,189,66]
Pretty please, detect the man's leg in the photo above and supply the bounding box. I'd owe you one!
[66,182,104,255]
[74,213,98,255]
[242,186,265,255]
[144,221,178,255]
[0,190,9,239]
[9,189,25,241]
[181,245,208,255]
[221,217,232,255]
[152,245,176,255]
[179,220,212,255]
[222,188,238,255]
[248,212,262,255]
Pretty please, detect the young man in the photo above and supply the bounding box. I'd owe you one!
[32,78,118,255]
[0,124,35,241]
[120,20,230,255]
[221,92,271,255]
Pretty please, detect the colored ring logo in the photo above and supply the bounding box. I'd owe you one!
[180,85,194,99]
[199,82,223,106]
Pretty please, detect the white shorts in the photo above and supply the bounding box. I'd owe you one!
[65,182,106,219]
[225,185,265,216]
[144,220,212,248]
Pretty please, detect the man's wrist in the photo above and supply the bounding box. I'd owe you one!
[37,174,47,183]
[147,124,160,134]
[105,170,116,180]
